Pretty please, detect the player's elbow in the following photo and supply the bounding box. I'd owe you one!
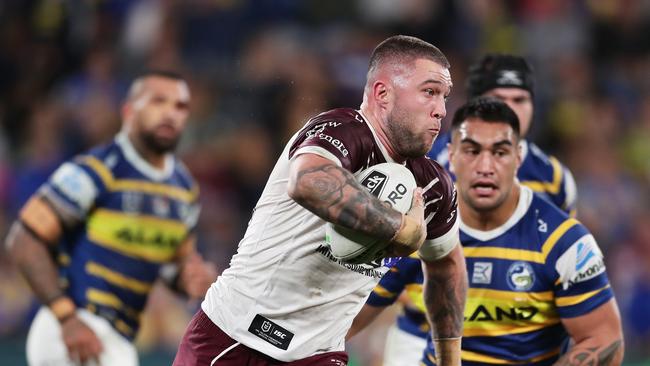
[287,177,308,204]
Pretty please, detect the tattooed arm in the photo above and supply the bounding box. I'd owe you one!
[554,299,624,366]
[422,243,467,366]
[288,154,425,254]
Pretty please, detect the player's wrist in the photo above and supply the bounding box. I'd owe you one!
[390,214,423,248]
[48,296,77,323]
[434,337,462,366]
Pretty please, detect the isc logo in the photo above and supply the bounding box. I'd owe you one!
[273,329,287,339]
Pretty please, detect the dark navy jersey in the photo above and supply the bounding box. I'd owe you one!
[428,132,577,215]
[40,133,200,340]
[421,187,612,365]
[367,254,429,338]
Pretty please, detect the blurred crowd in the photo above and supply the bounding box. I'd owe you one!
[0,0,649,365]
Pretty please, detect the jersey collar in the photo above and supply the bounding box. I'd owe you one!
[116,131,175,181]
[357,109,398,164]
[460,185,534,241]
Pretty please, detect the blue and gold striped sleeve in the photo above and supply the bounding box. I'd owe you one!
[367,256,421,307]
[545,221,613,318]
[40,157,105,221]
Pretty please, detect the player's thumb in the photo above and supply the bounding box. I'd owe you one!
[407,188,424,218]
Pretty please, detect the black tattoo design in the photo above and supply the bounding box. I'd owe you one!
[554,340,622,366]
[423,256,466,339]
[295,163,402,239]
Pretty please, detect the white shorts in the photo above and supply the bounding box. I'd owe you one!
[382,324,427,366]
[26,307,138,366]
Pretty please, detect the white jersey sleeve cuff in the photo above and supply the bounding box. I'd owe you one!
[292,146,343,167]
[418,215,460,261]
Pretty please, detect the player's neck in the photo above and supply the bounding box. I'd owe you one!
[461,184,521,231]
[360,105,406,163]
[127,131,167,169]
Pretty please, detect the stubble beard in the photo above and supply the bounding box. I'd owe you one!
[141,130,179,155]
[387,108,430,158]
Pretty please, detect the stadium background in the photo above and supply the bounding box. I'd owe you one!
[0,1,649,365]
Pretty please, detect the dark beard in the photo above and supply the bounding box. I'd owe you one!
[387,110,430,158]
[141,131,179,154]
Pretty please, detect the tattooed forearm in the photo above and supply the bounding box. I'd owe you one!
[554,340,623,366]
[292,163,402,239]
[6,223,63,304]
[422,246,467,338]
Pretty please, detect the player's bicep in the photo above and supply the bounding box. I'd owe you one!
[287,153,351,204]
[562,298,622,343]
[18,195,64,245]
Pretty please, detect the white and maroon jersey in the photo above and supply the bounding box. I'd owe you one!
[202,108,459,361]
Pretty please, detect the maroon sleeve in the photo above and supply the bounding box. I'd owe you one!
[408,157,459,240]
[288,108,375,173]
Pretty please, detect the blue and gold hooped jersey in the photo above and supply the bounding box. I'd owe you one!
[421,186,613,366]
[428,133,577,215]
[39,132,200,340]
[367,254,429,338]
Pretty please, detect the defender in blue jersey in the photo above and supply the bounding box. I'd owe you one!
[429,54,577,215]
[6,71,216,366]
[351,54,580,366]
[350,98,623,365]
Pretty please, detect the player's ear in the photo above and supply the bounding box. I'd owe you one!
[516,139,523,169]
[372,80,391,107]
[121,102,132,121]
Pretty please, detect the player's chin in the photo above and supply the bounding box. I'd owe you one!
[402,141,431,158]
[151,136,179,153]
[468,195,501,212]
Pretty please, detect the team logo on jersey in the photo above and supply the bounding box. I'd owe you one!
[152,196,170,217]
[360,171,387,198]
[506,261,535,291]
[472,262,493,284]
[122,191,143,214]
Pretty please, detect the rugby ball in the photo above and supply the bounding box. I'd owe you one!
[325,162,417,264]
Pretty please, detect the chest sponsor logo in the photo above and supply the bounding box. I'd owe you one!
[465,304,538,322]
[248,314,294,350]
[506,261,535,291]
[305,122,348,157]
[472,262,493,284]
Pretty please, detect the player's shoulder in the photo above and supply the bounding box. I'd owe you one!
[407,155,455,194]
[301,108,370,134]
[528,190,590,254]
[521,140,569,175]
[69,139,122,179]
[529,190,569,224]
[173,158,199,193]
